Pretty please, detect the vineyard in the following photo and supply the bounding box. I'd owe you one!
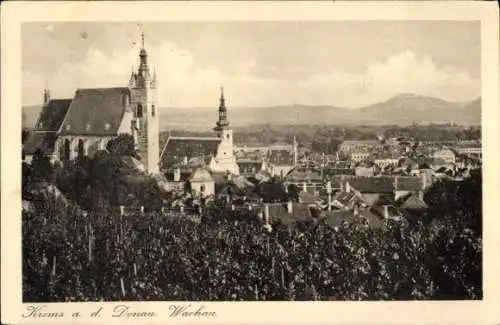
[23,200,481,301]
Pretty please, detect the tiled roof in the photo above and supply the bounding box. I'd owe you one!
[59,87,131,136]
[285,168,322,182]
[267,203,313,225]
[35,99,72,131]
[23,132,58,155]
[347,176,394,193]
[394,176,423,191]
[267,149,294,166]
[160,137,221,169]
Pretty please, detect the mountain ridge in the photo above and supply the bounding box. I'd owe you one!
[23,94,481,130]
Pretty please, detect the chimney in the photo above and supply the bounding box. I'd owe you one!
[287,201,293,214]
[227,173,233,181]
[302,182,307,192]
[180,205,184,214]
[174,168,181,182]
[383,205,389,219]
[140,206,145,214]
[183,156,188,165]
[264,204,270,224]
[120,205,125,216]
[394,176,398,191]
[257,210,263,220]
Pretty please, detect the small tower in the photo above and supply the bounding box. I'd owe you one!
[213,86,239,175]
[129,32,160,174]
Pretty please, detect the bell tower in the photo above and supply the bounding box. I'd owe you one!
[213,86,239,175]
[129,33,159,174]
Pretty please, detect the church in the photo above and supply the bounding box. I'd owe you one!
[23,34,240,178]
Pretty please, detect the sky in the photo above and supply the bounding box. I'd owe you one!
[22,21,480,108]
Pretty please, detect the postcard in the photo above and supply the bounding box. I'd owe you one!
[2,1,499,325]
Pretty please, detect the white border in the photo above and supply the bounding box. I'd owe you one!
[2,2,499,325]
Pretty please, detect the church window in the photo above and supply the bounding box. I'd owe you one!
[63,139,71,161]
[200,185,206,193]
[152,105,156,117]
[226,134,230,139]
[137,104,143,118]
[77,139,85,159]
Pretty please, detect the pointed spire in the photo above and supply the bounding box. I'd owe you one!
[129,68,136,87]
[141,31,145,49]
[43,87,51,105]
[214,85,229,130]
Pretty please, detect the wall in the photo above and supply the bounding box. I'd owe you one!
[55,135,115,161]
[191,180,215,197]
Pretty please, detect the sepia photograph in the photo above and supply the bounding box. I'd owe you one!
[20,20,483,302]
[2,2,499,324]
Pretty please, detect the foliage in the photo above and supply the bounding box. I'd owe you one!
[106,134,140,159]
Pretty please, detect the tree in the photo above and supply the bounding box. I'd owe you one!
[31,150,54,183]
[106,134,139,159]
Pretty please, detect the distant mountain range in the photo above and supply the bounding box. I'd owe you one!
[23,93,481,130]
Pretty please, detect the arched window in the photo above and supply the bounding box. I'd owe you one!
[78,139,85,158]
[151,104,156,117]
[137,104,143,118]
[63,139,71,161]
[226,133,230,139]
[200,185,206,193]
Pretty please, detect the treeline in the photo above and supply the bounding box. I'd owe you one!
[158,124,480,155]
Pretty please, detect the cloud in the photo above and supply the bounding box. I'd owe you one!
[23,43,479,109]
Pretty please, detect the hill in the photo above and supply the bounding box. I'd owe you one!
[23,94,481,130]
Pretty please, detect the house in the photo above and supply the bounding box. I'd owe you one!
[189,168,215,197]
[350,151,371,163]
[266,142,298,179]
[452,143,482,159]
[339,140,382,154]
[263,202,315,226]
[345,176,395,206]
[433,148,456,164]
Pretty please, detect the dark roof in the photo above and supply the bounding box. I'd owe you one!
[59,87,131,136]
[23,132,58,155]
[394,176,423,191]
[285,168,322,182]
[35,99,72,131]
[347,176,394,193]
[267,203,314,225]
[268,149,294,166]
[160,137,221,169]
[237,161,263,175]
[416,157,446,166]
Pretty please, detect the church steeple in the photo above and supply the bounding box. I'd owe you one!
[43,87,51,105]
[214,86,230,130]
[136,32,149,86]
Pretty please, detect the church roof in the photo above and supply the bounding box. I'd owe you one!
[23,132,58,155]
[58,87,131,136]
[35,99,72,131]
[160,136,221,169]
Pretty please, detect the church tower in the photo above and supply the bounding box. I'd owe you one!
[129,33,159,174]
[213,87,239,175]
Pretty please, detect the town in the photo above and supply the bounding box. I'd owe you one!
[21,32,482,302]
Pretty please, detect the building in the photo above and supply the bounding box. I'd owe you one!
[25,35,160,174]
[432,148,456,164]
[23,93,72,164]
[159,87,240,176]
[350,151,371,163]
[339,140,382,154]
[452,143,482,159]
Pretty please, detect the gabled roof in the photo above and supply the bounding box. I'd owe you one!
[59,87,131,136]
[347,176,394,193]
[23,132,58,155]
[35,99,72,131]
[160,136,221,169]
[267,149,294,166]
[398,193,429,210]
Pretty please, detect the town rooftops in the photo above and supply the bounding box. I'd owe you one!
[160,136,221,169]
[398,193,429,210]
[266,203,314,225]
[267,149,294,166]
[58,87,132,136]
[394,176,423,191]
[35,99,73,132]
[285,167,322,182]
[347,176,394,193]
